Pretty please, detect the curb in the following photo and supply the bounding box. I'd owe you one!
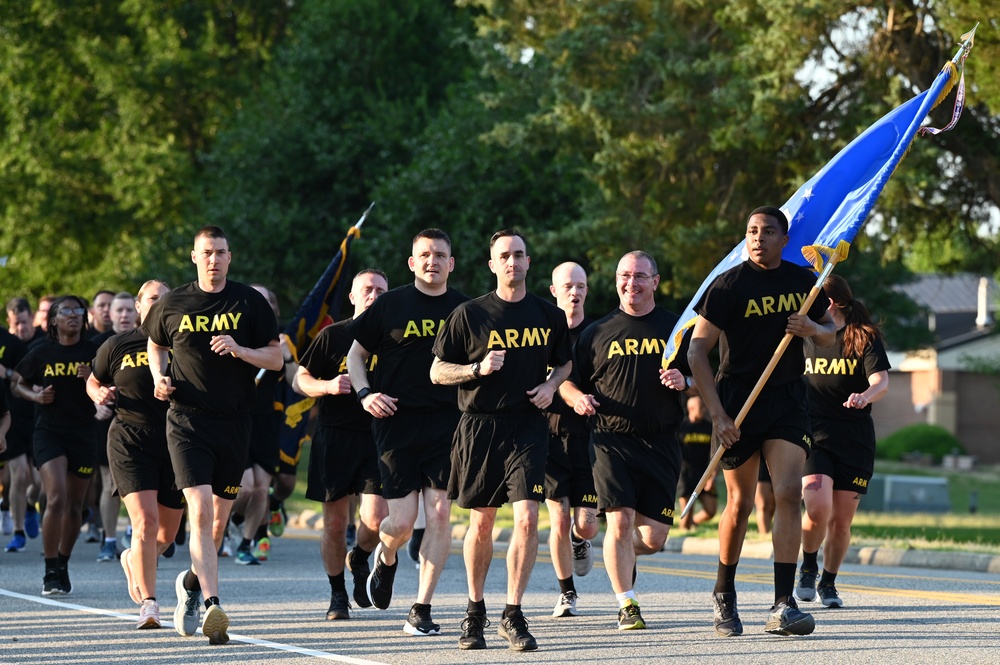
[287,512,1000,575]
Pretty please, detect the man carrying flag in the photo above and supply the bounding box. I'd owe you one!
[688,206,835,637]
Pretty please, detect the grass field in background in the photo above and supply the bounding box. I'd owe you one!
[285,440,1000,554]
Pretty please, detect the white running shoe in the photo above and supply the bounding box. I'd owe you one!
[572,536,594,577]
[137,599,161,629]
[173,570,202,637]
[552,590,579,617]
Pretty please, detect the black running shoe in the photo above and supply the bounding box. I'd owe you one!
[794,567,818,602]
[403,604,441,636]
[42,571,61,596]
[326,590,351,620]
[617,599,646,630]
[712,591,743,637]
[346,547,372,608]
[407,528,424,563]
[498,611,537,651]
[459,613,489,650]
[58,568,72,595]
[365,543,397,610]
[818,584,843,608]
[765,597,816,636]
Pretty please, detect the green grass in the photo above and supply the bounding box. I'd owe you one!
[284,440,1000,554]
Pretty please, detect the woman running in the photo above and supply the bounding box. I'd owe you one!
[87,280,183,629]
[795,275,890,608]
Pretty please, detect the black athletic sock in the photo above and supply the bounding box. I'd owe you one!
[558,576,576,594]
[269,495,281,511]
[329,572,346,594]
[231,512,245,528]
[142,596,157,602]
[254,523,268,541]
[204,596,220,609]
[183,569,201,591]
[14,529,25,538]
[570,531,584,544]
[714,561,738,594]
[802,550,819,572]
[819,569,838,587]
[44,557,59,574]
[774,562,797,605]
[238,537,252,551]
[412,602,431,614]
[503,603,521,619]
[57,552,70,568]
[467,598,486,616]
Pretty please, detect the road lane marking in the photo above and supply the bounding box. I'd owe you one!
[0,587,390,664]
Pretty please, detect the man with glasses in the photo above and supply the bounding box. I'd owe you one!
[559,250,690,631]
[431,229,572,652]
[143,225,281,645]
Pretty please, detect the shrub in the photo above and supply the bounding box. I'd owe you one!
[877,424,965,462]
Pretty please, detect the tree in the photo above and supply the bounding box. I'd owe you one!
[0,1,290,299]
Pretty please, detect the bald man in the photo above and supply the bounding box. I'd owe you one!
[543,263,599,619]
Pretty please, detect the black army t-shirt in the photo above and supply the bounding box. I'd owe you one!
[696,260,827,385]
[350,284,468,411]
[677,417,713,468]
[142,280,278,415]
[433,291,571,415]
[299,319,373,432]
[92,329,168,428]
[574,307,684,436]
[0,329,29,420]
[804,328,890,421]
[16,338,99,431]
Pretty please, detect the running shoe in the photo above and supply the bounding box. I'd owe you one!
[366,543,397,610]
[173,569,202,637]
[617,598,646,630]
[218,535,232,558]
[57,568,72,595]
[552,590,579,618]
[572,535,594,577]
[712,591,743,637]
[326,590,351,620]
[459,613,489,650]
[97,540,117,562]
[137,599,161,629]
[407,528,424,563]
[120,548,142,604]
[345,523,357,548]
[162,542,176,558]
[201,603,230,645]
[403,604,441,636]
[498,610,538,651]
[268,508,285,538]
[85,522,101,543]
[253,537,271,562]
[5,533,26,553]
[764,597,816,636]
[793,567,818,602]
[235,547,260,565]
[42,571,61,596]
[1,510,12,535]
[818,584,843,608]
[24,507,39,539]
[346,546,372,608]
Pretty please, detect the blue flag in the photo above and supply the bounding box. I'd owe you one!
[663,30,975,366]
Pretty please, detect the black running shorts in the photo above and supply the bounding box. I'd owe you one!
[32,425,97,478]
[247,411,281,474]
[804,415,875,494]
[107,418,184,509]
[449,411,548,509]
[305,424,381,503]
[166,406,250,499]
[372,409,458,500]
[591,429,681,525]
[717,378,812,471]
[544,431,597,508]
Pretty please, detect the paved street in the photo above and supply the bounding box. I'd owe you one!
[1,528,998,664]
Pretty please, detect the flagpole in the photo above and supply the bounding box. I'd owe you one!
[255,202,375,383]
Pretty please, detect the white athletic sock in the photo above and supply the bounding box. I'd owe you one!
[615,590,636,607]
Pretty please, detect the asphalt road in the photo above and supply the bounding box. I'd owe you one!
[1,528,998,664]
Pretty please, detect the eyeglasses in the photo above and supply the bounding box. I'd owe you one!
[616,272,655,284]
[57,307,86,316]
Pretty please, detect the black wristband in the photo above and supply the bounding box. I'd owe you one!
[356,387,372,403]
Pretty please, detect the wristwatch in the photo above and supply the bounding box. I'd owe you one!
[356,387,372,403]
[4,368,12,380]
[471,361,481,378]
